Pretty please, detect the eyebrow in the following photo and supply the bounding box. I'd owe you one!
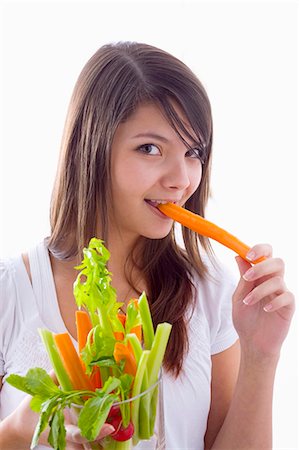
[131,133,169,143]
[131,132,201,149]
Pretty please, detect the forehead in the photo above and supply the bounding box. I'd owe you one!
[115,102,198,144]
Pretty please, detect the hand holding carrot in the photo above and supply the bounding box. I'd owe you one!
[232,244,295,360]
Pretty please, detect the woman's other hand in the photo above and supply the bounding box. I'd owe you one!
[65,407,115,449]
[233,244,295,360]
[0,392,115,450]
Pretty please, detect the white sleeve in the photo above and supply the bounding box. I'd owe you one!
[210,276,239,355]
[0,259,18,376]
[197,260,239,355]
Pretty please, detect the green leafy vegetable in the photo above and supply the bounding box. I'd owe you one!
[7,368,60,398]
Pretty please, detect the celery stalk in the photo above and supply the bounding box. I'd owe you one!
[138,369,151,439]
[97,304,115,339]
[149,384,158,435]
[138,323,172,441]
[138,292,154,350]
[126,334,142,364]
[38,328,73,391]
[100,367,110,385]
[146,323,172,387]
[101,437,132,450]
[131,350,150,446]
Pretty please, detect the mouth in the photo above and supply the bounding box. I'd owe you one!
[144,199,178,218]
[145,199,178,207]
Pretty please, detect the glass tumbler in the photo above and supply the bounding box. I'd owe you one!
[69,373,165,450]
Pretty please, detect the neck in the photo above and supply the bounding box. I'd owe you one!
[105,234,145,307]
[105,226,140,273]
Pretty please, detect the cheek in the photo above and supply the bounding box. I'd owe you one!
[111,163,145,202]
[113,159,157,196]
[189,164,203,193]
[111,160,133,191]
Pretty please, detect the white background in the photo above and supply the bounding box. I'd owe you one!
[0,0,298,448]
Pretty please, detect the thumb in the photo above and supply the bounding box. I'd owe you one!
[66,424,115,444]
[233,256,255,303]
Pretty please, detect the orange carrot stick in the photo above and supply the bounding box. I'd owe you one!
[113,313,126,341]
[114,342,137,376]
[90,366,102,389]
[76,310,92,354]
[75,310,102,389]
[158,203,265,264]
[127,299,142,341]
[117,312,126,327]
[54,333,93,391]
[130,325,142,342]
[114,331,125,341]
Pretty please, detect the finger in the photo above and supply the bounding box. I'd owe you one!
[95,423,116,440]
[233,256,255,303]
[66,424,115,444]
[66,425,86,444]
[246,243,273,262]
[243,257,285,282]
[65,440,83,450]
[242,276,286,306]
[49,369,58,384]
[263,291,296,315]
[235,255,252,277]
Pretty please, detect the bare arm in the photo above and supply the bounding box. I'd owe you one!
[204,341,240,449]
[209,246,295,450]
[0,391,53,450]
[210,351,278,450]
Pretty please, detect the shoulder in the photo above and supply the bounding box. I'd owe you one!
[0,250,33,339]
[0,255,21,373]
[0,256,18,306]
[190,255,239,353]
[0,246,43,376]
[192,255,238,308]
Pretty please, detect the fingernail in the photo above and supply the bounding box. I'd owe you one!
[98,424,115,440]
[263,303,273,312]
[243,268,255,281]
[246,250,256,262]
[105,425,115,435]
[71,431,87,444]
[243,293,253,305]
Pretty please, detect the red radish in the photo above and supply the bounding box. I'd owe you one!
[108,415,134,441]
[107,405,121,419]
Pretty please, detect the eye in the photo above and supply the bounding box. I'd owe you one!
[185,147,205,162]
[137,143,161,155]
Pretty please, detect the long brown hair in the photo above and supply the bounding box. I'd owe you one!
[48,42,214,377]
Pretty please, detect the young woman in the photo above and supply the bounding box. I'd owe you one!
[0,42,295,450]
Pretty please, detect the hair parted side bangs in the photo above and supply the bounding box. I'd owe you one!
[48,41,214,376]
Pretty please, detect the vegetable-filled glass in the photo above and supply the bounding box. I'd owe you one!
[6,239,171,450]
[69,372,165,450]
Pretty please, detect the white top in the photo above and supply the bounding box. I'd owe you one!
[0,240,239,450]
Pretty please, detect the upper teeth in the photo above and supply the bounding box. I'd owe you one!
[149,200,173,204]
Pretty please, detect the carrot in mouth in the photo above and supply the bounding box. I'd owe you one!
[158,202,265,264]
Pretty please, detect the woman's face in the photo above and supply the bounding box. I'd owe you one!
[109,102,203,243]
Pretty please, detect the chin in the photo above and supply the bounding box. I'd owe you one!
[141,228,172,240]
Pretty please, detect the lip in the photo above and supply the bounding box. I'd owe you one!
[144,200,172,219]
[144,199,180,206]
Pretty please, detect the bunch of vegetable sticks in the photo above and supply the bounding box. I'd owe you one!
[7,238,172,450]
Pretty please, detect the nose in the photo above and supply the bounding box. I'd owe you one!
[161,156,191,191]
